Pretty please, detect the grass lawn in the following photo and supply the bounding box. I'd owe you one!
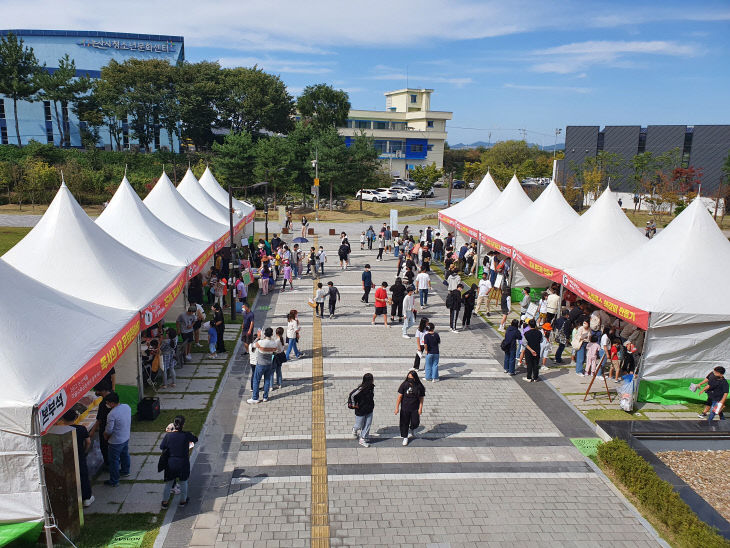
[256,198,436,223]
[0,226,31,254]
[0,203,104,216]
[623,208,730,230]
[585,408,648,423]
[75,512,160,548]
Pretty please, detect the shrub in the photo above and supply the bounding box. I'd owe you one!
[598,439,730,548]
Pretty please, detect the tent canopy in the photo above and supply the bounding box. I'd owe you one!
[144,172,228,242]
[199,166,254,218]
[2,184,182,310]
[177,168,237,226]
[440,171,501,221]
[97,176,210,267]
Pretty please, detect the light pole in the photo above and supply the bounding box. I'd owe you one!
[553,128,562,160]
[311,149,320,220]
[227,181,237,321]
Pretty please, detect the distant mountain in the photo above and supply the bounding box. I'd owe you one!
[449,141,565,151]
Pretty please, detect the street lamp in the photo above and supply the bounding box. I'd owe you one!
[553,128,562,160]
[250,181,271,241]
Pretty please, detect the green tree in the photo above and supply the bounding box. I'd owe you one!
[410,163,442,206]
[283,122,318,206]
[311,126,349,209]
[219,66,294,135]
[0,32,43,146]
[212,131,256,196]
[34,54,91,147]
[296,84,350,132]
[253,136,292,204]
[177,61,223,150]
[347,132,380,211]
[71,89,104,149]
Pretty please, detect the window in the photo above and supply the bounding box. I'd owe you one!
[374,140,388,154]
[637,131,646,154]
[62,102,70,147]
[427,120,434,128]
[388,140,404,153]
[43,101,52,122]
[0,99,5,119]
[410,94,417,104]
[355,120,371,129]
[46,126,54,144]
[0,126,8,145]
[344,119,353,128]
[391,122,407,131]
[427,144,433,151]
[373,121,388,130]
[410,144,424,153]
[122,123,129,149]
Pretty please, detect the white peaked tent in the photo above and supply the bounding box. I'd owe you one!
[97,176,210,267]
[461,175,533,240]
[177,168,235,227]
[2,183,182,311]
[144,172,228,242]
[487,182,579,251]
[199,166,255,220]
[565,198,730,401]
[515,187,645,282]
[439,171,501,222]
[0,260,135,526]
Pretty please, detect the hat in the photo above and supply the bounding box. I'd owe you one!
[542,323,552,331]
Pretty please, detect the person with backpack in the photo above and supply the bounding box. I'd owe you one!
[461,283,477,329]
[338,239,351,270]
[349,373,375,448]
[446,282,464,333]
[160,415,198,508]
[501,319,522,375]
[394,370,425,446]
[327,281,341,318]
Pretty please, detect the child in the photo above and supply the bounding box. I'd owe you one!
[360,231,366,250]
[584,334,601,377]
[539,323,552,370]
[272,327,287,389]
[206,321,218,359]
[695,366,728,421]
[609,339,621,382]
[281,260,293,291]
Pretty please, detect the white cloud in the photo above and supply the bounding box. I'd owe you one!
[504,83,591,94]
[217,57,334,74]
[530,40,702,74]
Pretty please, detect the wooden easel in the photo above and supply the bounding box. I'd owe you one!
[583,354,613,402]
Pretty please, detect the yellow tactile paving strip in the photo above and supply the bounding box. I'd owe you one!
[310,236,330,547]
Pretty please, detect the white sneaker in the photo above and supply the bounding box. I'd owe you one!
[402,438,409,446]
[246,398,260,404]
[407,432,414,439]
[358,438,370,448]
[185,354,193,361]
[402,334,410,339]
[523,377,531,381]
[352,427,359,438]
[432,378,438,383]
[262,398,269,402]
[83,495,95,507]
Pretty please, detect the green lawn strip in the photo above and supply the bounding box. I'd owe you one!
[585,409,647,423]
[0,226,31,254]
[597,439,730,548]
[75,512,161,548]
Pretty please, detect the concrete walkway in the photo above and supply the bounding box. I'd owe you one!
[156,227,663,547]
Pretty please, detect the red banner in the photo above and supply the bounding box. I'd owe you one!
[38,315,141,434]
[562,273,649,329]
[141,270,187,328]
[187,244,214,279]
[478,233,512,255]
[214,232,229,251]
[438,213,455,226]
[511,249,562,283]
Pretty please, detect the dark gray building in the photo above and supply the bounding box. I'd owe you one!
[558,124,730,196]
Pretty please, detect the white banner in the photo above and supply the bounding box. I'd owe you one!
[390,209,399,233]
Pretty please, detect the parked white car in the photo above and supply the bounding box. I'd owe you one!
[390,187,415,201]
[356,189,387,202]
[375,188,398,201]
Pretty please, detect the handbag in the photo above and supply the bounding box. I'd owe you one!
[413,353,421,369]
[157,448,169,473]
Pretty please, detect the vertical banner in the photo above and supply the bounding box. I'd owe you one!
[390,209,398,233]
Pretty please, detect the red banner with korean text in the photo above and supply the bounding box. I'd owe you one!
[234,209,255,233]
[478,233,512,256]
[38,315,141,433]
[140,270,187,328]
[214,232,230,251]
[561,273,649,329]
[438,212,455,227]
[511,249,563,283]
[187,243,215,280]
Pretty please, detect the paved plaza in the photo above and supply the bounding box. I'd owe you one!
[156,228,664,547]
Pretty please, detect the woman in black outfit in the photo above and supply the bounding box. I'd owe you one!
[188,274,204,305]
[390,277,406,322]
[462,283,477,329]
[160,415,198,508]
[394,370,425,446]
[212,303,226,354]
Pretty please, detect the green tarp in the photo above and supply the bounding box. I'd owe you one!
[638,378,708,405]
[0,520,43,547]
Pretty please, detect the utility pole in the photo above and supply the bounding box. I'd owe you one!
[447,171,454,207]
[227,181,237,321]
[312,149,319,221]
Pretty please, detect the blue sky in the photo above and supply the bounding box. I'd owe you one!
[6,0,730,145]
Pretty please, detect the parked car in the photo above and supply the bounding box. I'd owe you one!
[389,187,415,201]
[356,189,387,202]
[376,187,398,201]
[433,179,445,187]
[452,180,466,189]
[468,181,476,189]
[423,188,435,198]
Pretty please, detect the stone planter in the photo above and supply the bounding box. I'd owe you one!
[308,228,315,235]
[329,229,336,236]
[281,227,290,234]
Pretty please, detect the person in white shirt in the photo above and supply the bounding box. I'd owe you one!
[545,288,560,323]
[476,272,492,315]
[415,268,431,308]
[401,285,417,338]
[317,246,327,275]
[247,328,279,403]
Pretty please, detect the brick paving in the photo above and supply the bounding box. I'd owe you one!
[159,226,663,547]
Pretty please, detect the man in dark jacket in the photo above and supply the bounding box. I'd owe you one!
[432,235,444,262]
[446,282,464,332]
[502,319,522,375]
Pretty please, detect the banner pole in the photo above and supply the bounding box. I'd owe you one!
[33,410,54,548]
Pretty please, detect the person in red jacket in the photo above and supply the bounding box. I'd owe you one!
[372,281,391,327]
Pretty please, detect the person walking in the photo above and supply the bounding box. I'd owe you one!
[395,370,425,446]
[445,267,461,291]
[376,233,385,261]
[423,323,441,382]
[372,281,390,327]
[414,317,429,370]
[327,281,341,318]
[445,282,463,332]
[476,272,492,315]
[103,392,131,487]
[361,264,373,304]
[285,311,304,360]
[552,310,571,364]
[241,302,255,355]
[248,328,279,403]
[160,415,198,508]
[281,260,293,291]
[501,319,522,375]
[415,267,431,308]
[390,277,406,323]
[522,319,543,382]
[433,234,443,262]
[349,373,375,448]
[315,282,327,318]
[401,285,417,339]
[462,283,477,329]
[301,215,309,238]
[338,239,351,270]
[306,247,317,276]
[366,225,375,250]
[212,303,226,355]
[317,246,327,276]
[273,327,286,389]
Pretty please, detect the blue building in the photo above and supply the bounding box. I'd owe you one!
[0,29,184,149]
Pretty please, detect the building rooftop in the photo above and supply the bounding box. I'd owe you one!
[0,29,184,42]
[384,88,434,96]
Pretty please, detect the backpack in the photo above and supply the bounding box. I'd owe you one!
[500,336,510,352]
[445,291,454,308]
[347,386,362,409]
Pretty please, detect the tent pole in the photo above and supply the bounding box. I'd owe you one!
[33,410,54,548]
[632,315,651,406]
[476,242,481,278]
[136,334,143,403]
